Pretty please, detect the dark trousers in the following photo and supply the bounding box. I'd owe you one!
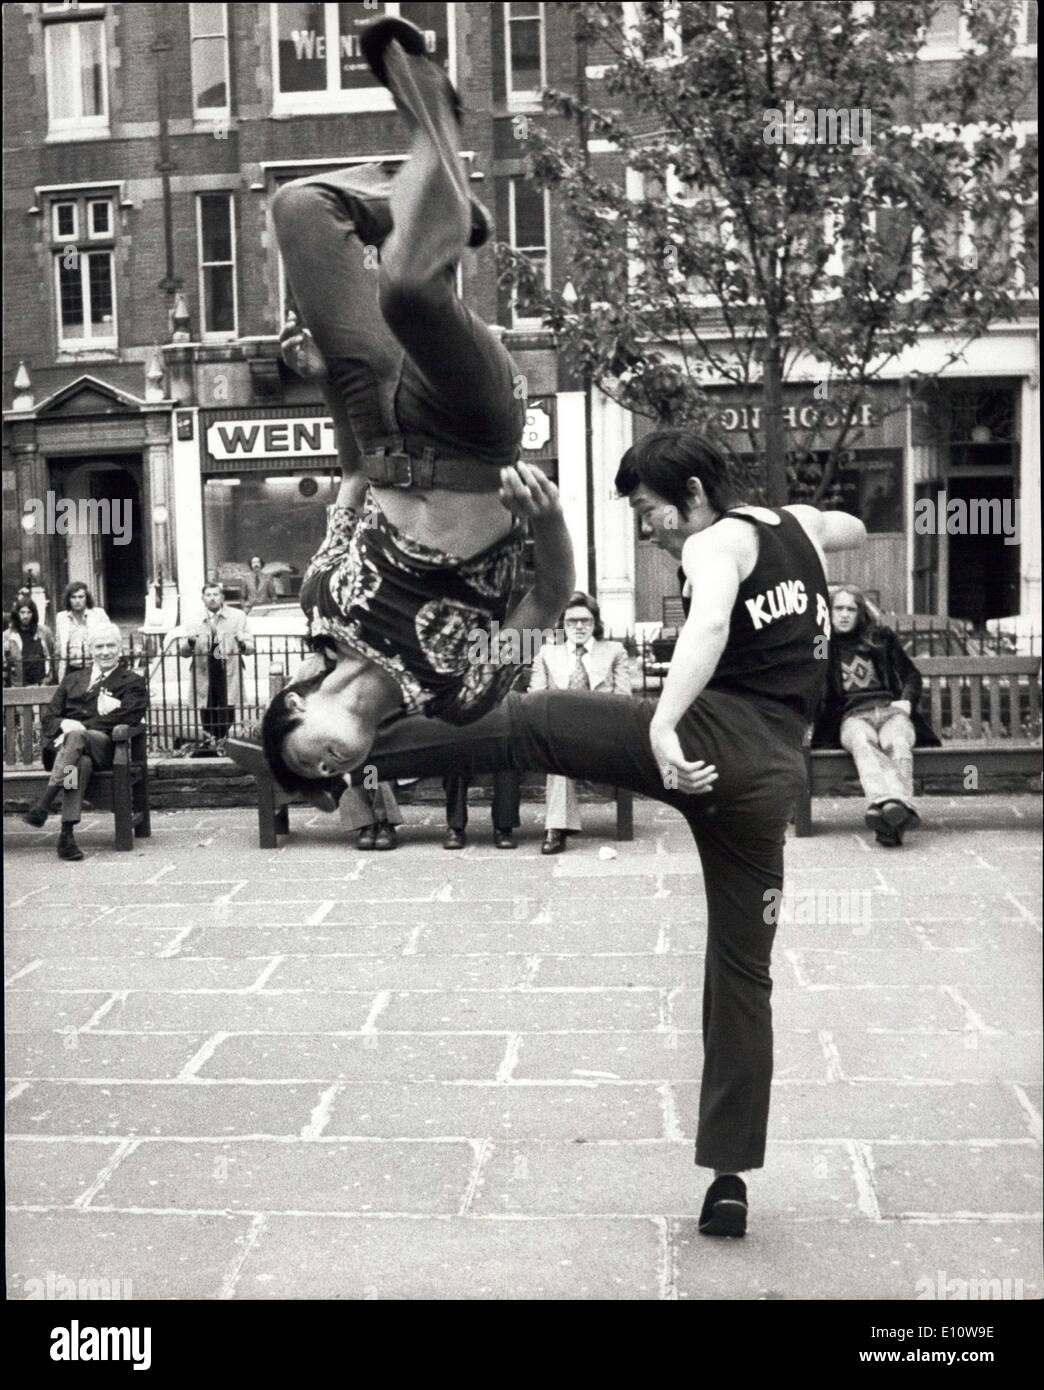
[271,147,523,469]
[364,689,808,1173]
[43,728,115,824]
[443,772,521,833]
[201,656,233,742]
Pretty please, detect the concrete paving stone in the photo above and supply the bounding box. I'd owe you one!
[414,918,663,956]
[116,902,324,927]
[233,1213,663,1299]
[532,954,704,988]
[871,1143,1043,1217]
[96,1139,475,1214]
[325,1081,665,1140]
[184,925,425,956]
[5,1210,257,1299]
[543,876,678,899]
[845,894,1034,921]
[5,1137,125,1206]
[756,1081,1032,1142]
[4,1081,331,1137]
[508,1030,830,1082]
[769,987,969,1033]
[4,992,116,1033]
[5,1032,209,1081]
[537,899,703,924]
[672,1217,1044,1301]
[787,948,1038,988]
[942,986,1044,1034]
[268,954,531,991]
[776,920,922,949]
[200,1032,508,1081]
[9,957,278,992]
[229,878,480,903]
[470,1139,862,1218]
[377,988,664,1034]
[96,991,378,1034]
[8,882,251,906]
[3,928,189,958]
[916,919,1043,951]
[3,904,127,930]
[322,900,515,925]
[832,1032,1043,1085]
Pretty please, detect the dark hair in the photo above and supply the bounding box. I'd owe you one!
[260,670,332,796]
[9,598,39,634]
[202,581,224,596]
[250,556,264,567]
[63,581,94,610]
[830,585,880,643]
[614,429,735,518]
[562,590,604,641]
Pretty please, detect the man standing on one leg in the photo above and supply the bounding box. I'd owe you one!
[339,430,866,1237]
[22,625,147,861]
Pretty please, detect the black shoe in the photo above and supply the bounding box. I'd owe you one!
[355,825,377,850]
[22,805,49,828]
[57,828,84,862]
[874,825,904,848]
[493,829,517,850]
[541,830,566,856]
[443,829,467,850]
[879,799,913,829]
[373,821,398,850]
[698,1175,747,1238]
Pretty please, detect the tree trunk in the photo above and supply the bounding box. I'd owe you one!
[761,342,788,506]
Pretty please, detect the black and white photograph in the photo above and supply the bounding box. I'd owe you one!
[2,0,1040,1352]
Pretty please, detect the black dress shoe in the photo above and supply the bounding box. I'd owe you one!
[22,806,49,828]
[541,830,566,855]
[355,825,377,850]
[874,825,904,848]
[57,829,84,862]
[493,829,517,850]
[698,1174,747,1238]
[373,821,398,850]
[443,829,467,850]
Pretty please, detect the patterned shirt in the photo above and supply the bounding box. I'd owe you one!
[300,498,526,724]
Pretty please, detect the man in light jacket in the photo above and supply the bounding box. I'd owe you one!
[180,583,254,748]
[528,590,632,854]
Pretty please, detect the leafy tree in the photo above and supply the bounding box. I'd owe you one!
[496,0,1037,504]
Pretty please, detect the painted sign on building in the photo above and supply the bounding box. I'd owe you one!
[206,417,337,462]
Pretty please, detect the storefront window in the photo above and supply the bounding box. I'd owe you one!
[202,470,341,601]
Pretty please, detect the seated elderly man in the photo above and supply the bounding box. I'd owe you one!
[22,624,148,860]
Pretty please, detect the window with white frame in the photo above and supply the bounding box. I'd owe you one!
[43,4,109,136]
[50,192,116,349]
[271,3,454,115]
[505,2,545,103]
[190,3,230,117]
[509,177,550,326]
[198,193,238,338]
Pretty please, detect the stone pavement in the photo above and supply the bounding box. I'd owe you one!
[4,795,1042,1302]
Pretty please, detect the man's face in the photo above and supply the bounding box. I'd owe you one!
[203,587,224,612]
[90,635,121,671]
[563,606,595,646]
[69,589,88,612]
[627,482,702,560]
[282,684,374,780]
[250,558,262,572]
[17,606,34,628]
[831,593,859,635]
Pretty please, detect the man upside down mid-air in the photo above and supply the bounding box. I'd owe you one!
[255,14,868,1239]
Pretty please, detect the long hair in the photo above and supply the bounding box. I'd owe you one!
[563,590,604,641]
[9,598,40,635]
[830,584,883,644]
[63,581,95,610]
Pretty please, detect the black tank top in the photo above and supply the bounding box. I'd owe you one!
[703,507,832,727]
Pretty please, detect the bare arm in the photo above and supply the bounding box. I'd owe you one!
[784,504,867,554]
[500,465,576,636]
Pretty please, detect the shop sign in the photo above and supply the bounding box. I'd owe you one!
[521,405,551,452]
[718,401,877,433]
[206,417,336,462]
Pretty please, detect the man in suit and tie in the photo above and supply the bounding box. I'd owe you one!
[528,591,632,854]
[22,624,148,860]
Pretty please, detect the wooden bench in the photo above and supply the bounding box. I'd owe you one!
[227,667,634,849]
[795,656,1042,836]
[3,685,151,851]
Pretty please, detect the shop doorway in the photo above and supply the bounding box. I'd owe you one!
[49,458,146,626]
[945,473,1020,624]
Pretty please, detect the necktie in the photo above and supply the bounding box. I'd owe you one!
[569,644,590,690]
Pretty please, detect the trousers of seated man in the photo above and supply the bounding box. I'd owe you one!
[44,729,115,823]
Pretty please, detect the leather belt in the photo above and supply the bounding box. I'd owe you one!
[362,437,506,493]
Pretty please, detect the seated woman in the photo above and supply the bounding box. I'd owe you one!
[812,586,940,846]
[261,14,574,794]
[3,598,55,686]
[528,592,632,854]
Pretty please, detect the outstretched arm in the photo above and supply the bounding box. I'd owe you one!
[500,464,575,636]
[784,504,866,554]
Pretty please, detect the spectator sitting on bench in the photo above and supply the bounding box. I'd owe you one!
[812,586,939,847]
[22,625,148,861]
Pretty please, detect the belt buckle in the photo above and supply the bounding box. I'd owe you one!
[388,450,413,488]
